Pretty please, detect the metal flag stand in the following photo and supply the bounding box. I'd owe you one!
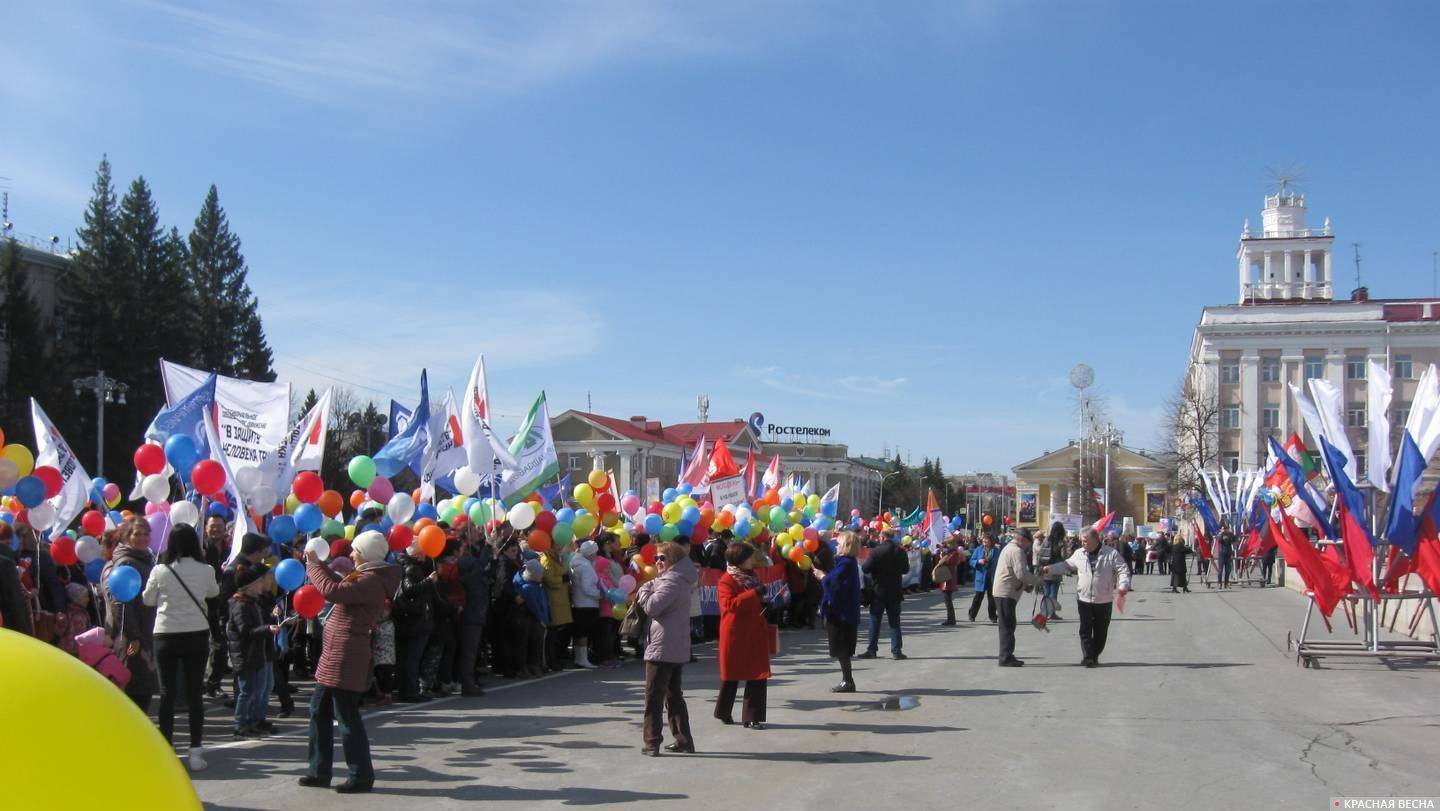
[1288,536,1440,668]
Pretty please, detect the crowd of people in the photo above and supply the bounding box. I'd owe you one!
[0,508,1207,791]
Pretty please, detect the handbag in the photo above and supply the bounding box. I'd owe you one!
[28,590,62,644]
[931,559,953,584]
[620,600,646,639]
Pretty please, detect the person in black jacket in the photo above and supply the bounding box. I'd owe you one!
[393,544,437,701]
[227,562,277,737]
[0,526,34,635]
[455,526,493,696]
[857,530,910,660]
[1168,537,1192,593]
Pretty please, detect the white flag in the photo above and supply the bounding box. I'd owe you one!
[161,358,290,472]
[499,392,560,507]
[256,388,331,495]
[30,399,93,531]
[1405,364,1440,463]
[203,415,253,565]
[459,354,517,486]
[1307,378,1357,481]
[420,389,468,502]
[1366,359,1392,492]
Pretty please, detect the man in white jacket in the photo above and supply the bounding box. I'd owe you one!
[1040,527,1130,668]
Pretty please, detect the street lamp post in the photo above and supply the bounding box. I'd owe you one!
[72,370,128,479]
[879,470,902,517]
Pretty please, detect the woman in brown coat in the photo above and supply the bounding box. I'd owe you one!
[299,531,401,794]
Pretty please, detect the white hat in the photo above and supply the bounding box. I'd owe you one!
[352,530,388,564]
[579,540,598,559]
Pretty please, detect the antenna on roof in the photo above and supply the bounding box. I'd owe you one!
[587,391,592,412]
[1352,243,1363,287]
[697,394,709,423]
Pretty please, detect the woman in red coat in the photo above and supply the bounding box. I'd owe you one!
[715,541,771,729]
[936,539,964,626]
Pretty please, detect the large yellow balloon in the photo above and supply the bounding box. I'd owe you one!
[1,444,35,477]
[0,630,200,808]
[587,469,608,490]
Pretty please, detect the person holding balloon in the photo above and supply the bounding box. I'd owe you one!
[102,516,158,712]
[141,524,221,769]
[300,530,400,794]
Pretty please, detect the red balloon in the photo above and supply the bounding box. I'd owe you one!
[32,466,62,499]
[646,502,663,516]
[293,585,325,619]
[388,524,413,552]
[640,544,657,565]
[692,523,709,544]
[50,536,78,567]
[81,510,107,538]
[534,511,558,533]
[528,529,553,554]
[292,471,324,504]
[596,492,617,514]
[191,460,226,496]
[133,444,166,477]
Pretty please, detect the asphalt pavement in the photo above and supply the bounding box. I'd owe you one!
[189,573,1440,810]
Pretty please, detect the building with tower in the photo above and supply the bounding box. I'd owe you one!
[1185,189,1440,474]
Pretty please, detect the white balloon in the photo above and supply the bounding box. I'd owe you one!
[387,493,415,524]
[452,466,480,496]
[27,501,56,530]
[305,536,331,562]
[234,466,262,494]
[509,501,536,531]
[250,485,278,514]
[75,535,100,564]
[141,473,171,504]
[170,501,201,528]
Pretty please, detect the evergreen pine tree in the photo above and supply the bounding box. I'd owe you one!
[59,157,125,376]
[187,185,271,378]
[0,239,49,427]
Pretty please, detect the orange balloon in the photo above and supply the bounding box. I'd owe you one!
[411,489,422,505]
[700,508,715,526]
[803,538,819,554]
[418,525,447,558]
[317,490,344,518]
[719,511,736,528]
[788,545,805,562]
[414,518,436,533]
[527,530,553,554]
[349,489,367,510]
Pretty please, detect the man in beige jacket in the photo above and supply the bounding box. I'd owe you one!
[992,529,1045,667]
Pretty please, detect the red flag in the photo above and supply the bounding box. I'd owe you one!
[1382,545,1416,593]
[1191,519,1213,560]
[1092,512,1114,534]
[679,434,708,487]
[742,449,757,498]
[1409,486,1440,597]
[706,440,740,481]
[1267,508,1341,617]
[1335,497,1380,601]
[1319,544,1353,599]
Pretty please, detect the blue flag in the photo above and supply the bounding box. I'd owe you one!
[388,400,413,439]
[1190,494,1221,536]
[145,373,217,462]
[537,473,572,509]
[1383,432,1426,556]
[374,371,430,479]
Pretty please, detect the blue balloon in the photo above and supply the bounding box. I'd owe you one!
[643,514,664,535]
[268,515,297,542]
[556,508,576,525]
[681,505,700,524]
[84,557,106,584]
[676,483,693,496]
[414,503,439,522]
[677,519,696,535]
[379,516,394,534]
[780,497,794,511]
[164,434,199,472]
[106,565,141,602]
[108,510,124,526]
[274,558,306,592]
[0,511,13,525]
[14,476,45,509]
[821,502,838,518]
[294,503,323,534]
[734,518,751,537]
[207,502,231,519]
[662,488,678,504]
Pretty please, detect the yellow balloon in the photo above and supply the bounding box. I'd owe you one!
[0,631,201,808]
[797,555,813,571]
[285,493,301,514]
[1,444,35,477]
[345,525,356,540]
[587,469,609,490]
[662,502,683,524]
[807,494,821,510]
[573,484,595,505]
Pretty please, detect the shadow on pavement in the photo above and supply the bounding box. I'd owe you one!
[370,782,689,804]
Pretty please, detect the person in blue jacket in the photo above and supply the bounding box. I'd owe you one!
[968,534,999,622]
[818,531,864,693]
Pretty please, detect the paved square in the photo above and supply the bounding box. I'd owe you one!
[190,575,1440,809]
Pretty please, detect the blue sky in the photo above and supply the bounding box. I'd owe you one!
[4,1,1438,474]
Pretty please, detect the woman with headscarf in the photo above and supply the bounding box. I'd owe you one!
[715,542,772,729]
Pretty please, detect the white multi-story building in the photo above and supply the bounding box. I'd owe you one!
[1187,191,1440,473]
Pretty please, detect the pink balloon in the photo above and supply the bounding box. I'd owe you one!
[620,494,641,515]
[367,477,395,504]
[102,482,121,502]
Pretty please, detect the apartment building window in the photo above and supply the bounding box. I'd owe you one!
[1355,452,1367,475]
[1395,404,1411,427]
[1222,405,1241,429]
[1394,354,1414,380]
[1346,407,1367,428]
[1220,360,1241,384]
[567,454,584,470]
[1345,355,1366,380]
[1261,357,1281,382]
[1303,356,1323,380]
[1262,406,1280,430]
[1221,452,1240,473]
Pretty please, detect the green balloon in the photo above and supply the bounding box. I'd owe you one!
[348,455,377,488]
[440,506,460,525]
[321,519,345,540]
[552,523,575,546]
[769,506,787,524]
[573,514,597,538]
[468,503,486,525]
[658,524,679,542]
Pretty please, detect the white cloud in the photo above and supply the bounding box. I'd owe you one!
[835,375,908,395]
[122,0,798,103]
